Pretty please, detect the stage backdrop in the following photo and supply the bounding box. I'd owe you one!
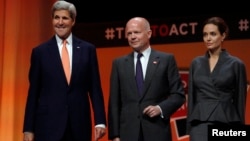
[74,14,250,141]
[0,1,249,140]
[94,40,250,141]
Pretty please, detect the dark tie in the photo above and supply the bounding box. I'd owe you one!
[136,53,143,96]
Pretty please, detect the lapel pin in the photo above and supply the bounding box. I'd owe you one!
[153,61,157,64]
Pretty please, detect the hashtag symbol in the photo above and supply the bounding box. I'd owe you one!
[238,19,249,31]
[105,28,115,40]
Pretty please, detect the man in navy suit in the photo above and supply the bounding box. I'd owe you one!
[23,1,106,141]
[108,17,185,141]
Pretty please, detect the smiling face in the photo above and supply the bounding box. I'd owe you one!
[52,10,75,39]
[203,23,225,51]
[125,18,152,52]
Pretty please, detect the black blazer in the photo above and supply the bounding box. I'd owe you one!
[23,35,106,141]
[108,49,185,141]
[187,49,247,133]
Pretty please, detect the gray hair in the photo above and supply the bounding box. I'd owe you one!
[51,0,77,20]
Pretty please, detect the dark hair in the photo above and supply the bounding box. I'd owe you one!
[203,17,229,39]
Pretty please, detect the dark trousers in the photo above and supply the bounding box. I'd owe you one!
[139,123,144,141]
[61,118,74,141]
[189,122,211,141]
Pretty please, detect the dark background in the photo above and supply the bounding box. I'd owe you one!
[65,0,250,47]
[66,0,228,23]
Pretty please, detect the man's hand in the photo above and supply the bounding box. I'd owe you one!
[95,127,106,141]
[143,105,161,117]
[23,132,34,141]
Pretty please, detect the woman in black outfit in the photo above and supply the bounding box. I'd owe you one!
[187,16,247,141]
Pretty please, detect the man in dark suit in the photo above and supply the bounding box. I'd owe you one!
[23,1,106,141]
[108,17,185,141]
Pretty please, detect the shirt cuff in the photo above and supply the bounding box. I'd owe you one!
[156,105,164,118]
[95,124,106,128]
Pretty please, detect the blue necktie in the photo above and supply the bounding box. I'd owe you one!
[136,53,143,96]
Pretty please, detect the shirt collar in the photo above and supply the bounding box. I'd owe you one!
[55,33,73,45]
[134,46,151,59]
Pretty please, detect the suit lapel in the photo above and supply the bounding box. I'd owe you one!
[125,53,139,96]
[70,37,81,85]
[142,50,160,96]
[47,37,68,84]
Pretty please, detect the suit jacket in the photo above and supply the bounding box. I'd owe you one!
[187,49,247,133]
[108,49,185,141]
[23,35,106,141]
